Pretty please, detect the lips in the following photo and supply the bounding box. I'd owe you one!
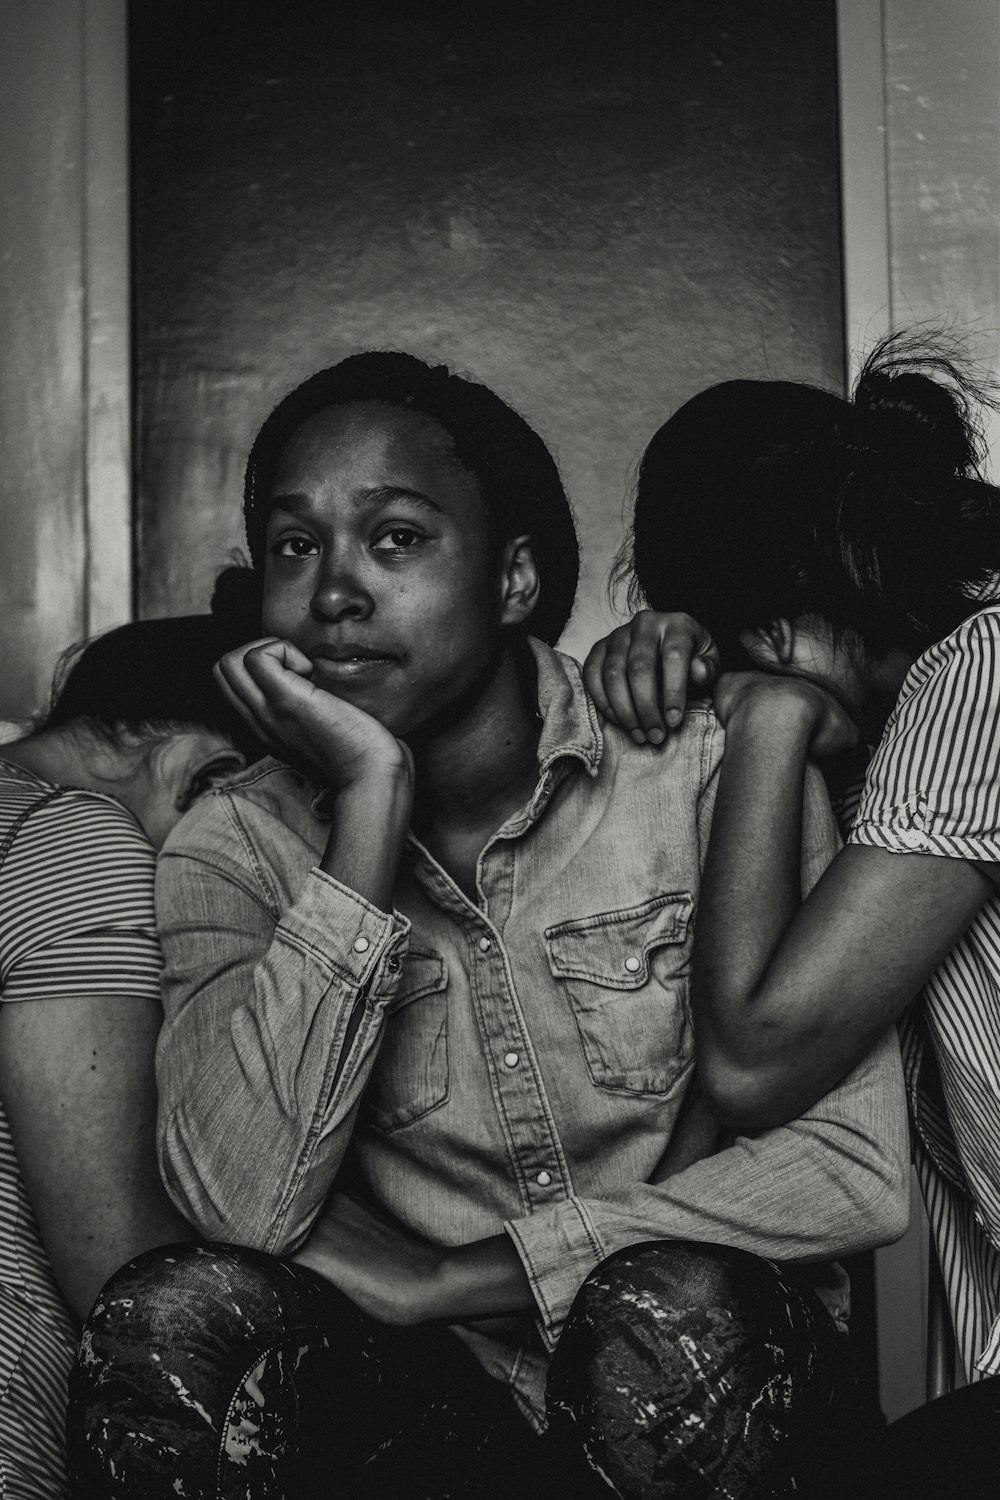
[310,644,396,664]
[307,643,399,680]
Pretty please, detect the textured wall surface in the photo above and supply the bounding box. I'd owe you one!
[884,0,1000,470]
[131,1,844,657]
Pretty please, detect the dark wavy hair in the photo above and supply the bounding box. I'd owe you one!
[617,333,1000,666]
[225,350,579,647]
[46,615,260,760]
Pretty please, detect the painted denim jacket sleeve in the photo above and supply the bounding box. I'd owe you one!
[507,755,910,1348]
[154,774,409,1252]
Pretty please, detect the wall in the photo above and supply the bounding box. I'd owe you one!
[130,0,845,659]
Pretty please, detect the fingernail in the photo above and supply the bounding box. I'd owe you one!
[630,729,646,745]
[648,728,665,745]
[666,709,683,728]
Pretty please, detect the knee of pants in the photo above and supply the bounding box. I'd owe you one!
[83,1240,336,1357]
[549,1239,785,1415]
[568,1237,776,1330]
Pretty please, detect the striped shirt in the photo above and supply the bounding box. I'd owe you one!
[849,605,1000,1381]
[0,758,162,1498]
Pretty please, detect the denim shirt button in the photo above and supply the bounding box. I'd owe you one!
[535,1170,552,1187]
[386,956,400,972]
[504,1051,520,1069]
[624,955,641,973]
[479,936,492,953]
[353,936,370,953]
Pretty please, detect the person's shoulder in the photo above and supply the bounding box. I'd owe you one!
[889,605,1000,730]
[10,781,152,852]
[913,604,1000,679]
[599,701,722,782]
[0,786,156,915]
[161,755,322,861]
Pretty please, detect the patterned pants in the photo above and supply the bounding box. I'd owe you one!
[66,1239,864,1499]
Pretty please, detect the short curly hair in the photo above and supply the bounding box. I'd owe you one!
[243,351,579,645]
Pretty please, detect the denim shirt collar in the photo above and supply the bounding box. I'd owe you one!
[308,638,601,822]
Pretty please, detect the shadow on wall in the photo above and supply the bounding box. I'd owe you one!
[131,0,844,658]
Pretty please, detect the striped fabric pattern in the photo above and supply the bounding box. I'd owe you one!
[0,759,164,1497]
[850,606,1000,1380]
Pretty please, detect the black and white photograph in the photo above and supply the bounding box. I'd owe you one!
[0,3,998,1495]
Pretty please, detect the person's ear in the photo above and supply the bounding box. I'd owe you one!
[174,745,246,812]
[738,618,796,668]
[498,535,540,628]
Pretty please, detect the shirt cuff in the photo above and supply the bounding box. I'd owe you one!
[277,866,410,1001]
[851,803,1000,865]
[505,1197,608,1350]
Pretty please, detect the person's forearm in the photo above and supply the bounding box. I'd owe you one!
[320,767,412,911]
[507,1030,910,1346]
[694,696,813,1070]
[429,1233,535,1320]
[64,1193,192,1322]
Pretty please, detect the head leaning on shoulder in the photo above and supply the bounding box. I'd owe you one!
[228,350,579,740]
[11,616,251,848]
[621,334,1000,735]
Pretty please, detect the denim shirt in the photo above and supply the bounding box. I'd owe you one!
[155,642,908,1427]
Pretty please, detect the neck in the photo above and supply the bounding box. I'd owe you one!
[409,640,541,842]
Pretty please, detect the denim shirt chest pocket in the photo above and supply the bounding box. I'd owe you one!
[363,949,449,1133]
[545,893,693,1096]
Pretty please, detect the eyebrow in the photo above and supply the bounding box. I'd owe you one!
[268,486,444,517]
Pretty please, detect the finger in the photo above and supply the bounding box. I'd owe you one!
[658,643,697,734]
[215,650,273,725]
[241,642,320,711]
[213,660,278,748]
[582,640,616,723]
[215,644,306,746]
[261,637,314,676]
[690,642,722,690]
[626,638,669,744]
[601,636,644,739]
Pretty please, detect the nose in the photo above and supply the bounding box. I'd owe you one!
[310,550,374,623]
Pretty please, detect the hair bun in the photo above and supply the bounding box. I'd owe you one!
[210,563,263,649]
[853,339,983,478]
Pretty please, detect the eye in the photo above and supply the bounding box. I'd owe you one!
[372,525,424,552]
[271,533,319,558]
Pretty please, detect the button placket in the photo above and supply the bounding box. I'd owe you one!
[473,919,566,1205]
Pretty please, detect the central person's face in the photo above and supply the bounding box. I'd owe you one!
[262,401,507,738]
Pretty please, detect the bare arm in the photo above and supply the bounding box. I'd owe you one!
[294,1195,534,1325]
[694,678,993,1127]
[0,996,189,1319]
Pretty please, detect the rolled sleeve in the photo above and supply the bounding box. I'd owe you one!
[155,791,409,1253]
[851,610,1000,864]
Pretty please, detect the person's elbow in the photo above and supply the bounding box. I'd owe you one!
[868,1155,911,1246]
[157,1112,315,1257]
[836,1129,911,1252]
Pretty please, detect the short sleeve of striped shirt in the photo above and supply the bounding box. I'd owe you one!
[849,607,1000,865]
[0,788,163,1005]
